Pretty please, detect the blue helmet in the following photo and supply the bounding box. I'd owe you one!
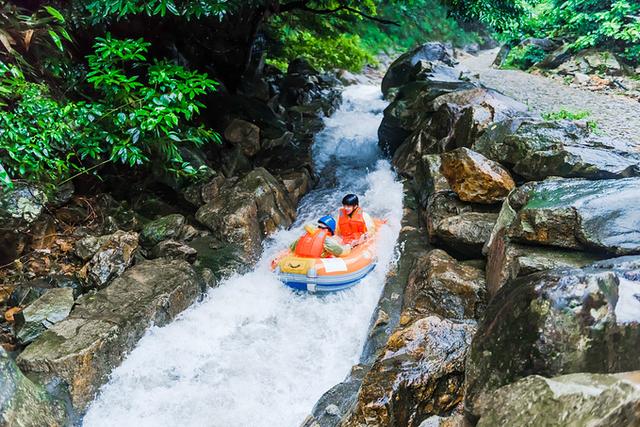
[318,215,336,235]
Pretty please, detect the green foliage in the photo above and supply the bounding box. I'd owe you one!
[502,44,547,69]
[0,35,220,190]
[84,0,237,20]
[542,108,599,132]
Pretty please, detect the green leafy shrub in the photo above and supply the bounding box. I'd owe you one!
[542,108,599,132]
[502,44,548,69]
[0,35,220,190]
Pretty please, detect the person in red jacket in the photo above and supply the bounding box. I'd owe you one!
[335,194,375,245]
[290,215,351,258]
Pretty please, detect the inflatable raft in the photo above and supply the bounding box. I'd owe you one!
[271,219,384,292]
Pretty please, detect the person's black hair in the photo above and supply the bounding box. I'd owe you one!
[342,194,359,206]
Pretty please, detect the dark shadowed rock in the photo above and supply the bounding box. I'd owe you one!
[277,169,312,206]
[465,256,640,419]
[475,372,640,427]
[440,148,515,204]
[139,214,186,247]
[0,348,66,426]
[382,42,456,97]
[405,249,486,321]
[150,239,198,263]
[473,118,640,180]
[413,154,450,208]
[17,259,204,412]
[224,118,261,157]
[343,316,476,427]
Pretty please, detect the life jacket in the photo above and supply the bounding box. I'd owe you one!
[338,207,367,244]
[294,225,329,258]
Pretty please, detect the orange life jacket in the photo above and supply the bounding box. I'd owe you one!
[338,207,367,244]
[294,228,329,258]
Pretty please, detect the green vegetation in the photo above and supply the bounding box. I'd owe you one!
[502,44,547,69]
[542,109,599,132]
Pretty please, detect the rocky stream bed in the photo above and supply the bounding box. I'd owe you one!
[2,42,640,427]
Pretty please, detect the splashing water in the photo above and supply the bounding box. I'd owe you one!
[83,84,404,427]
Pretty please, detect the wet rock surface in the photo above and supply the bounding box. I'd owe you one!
[465,256,640,418]
[475,372,640,427]
[0,347,66,426]
[473,118,640,180]
[14,288,74,345]
[81,230,139,288]
[139,214,186,248]
[16,259,204,412]
[342,316,476,427]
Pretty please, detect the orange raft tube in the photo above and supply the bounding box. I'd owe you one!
[270,219,385,292]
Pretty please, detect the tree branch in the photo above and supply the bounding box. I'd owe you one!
[279,1,400,26]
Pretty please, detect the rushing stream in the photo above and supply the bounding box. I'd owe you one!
[83,84,404,427]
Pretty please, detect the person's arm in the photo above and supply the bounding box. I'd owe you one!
[324,236,351,257]
[363,212,375,233]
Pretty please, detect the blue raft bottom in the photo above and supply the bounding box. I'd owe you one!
[279,263,377,293]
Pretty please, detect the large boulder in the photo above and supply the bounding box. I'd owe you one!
[386,87,527,164]
[196,167,296,260]
[277,168,312,206]
[17,259,204,412]
[440,147,515,204]
[0,348,66,426]
[405,249,486,321]
[475,372,640,426]
[342,316,476,427]
[13,288,74,345]
[382,42,456,97]
[413,154,451,208]
[465,256,640,419]
[557,49,625,76]
[425,192,497,258]
[473,119,640,180]
[489,177,640,256]
[81,230,139,288]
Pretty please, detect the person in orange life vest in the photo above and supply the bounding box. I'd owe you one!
[289,215,352,258]
[335,194,375,245]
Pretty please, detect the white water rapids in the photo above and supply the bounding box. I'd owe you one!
[83,84,404,427]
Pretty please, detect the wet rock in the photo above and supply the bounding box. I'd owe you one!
[465,256,640,418]
[200,176,226,204]
[17,259,203,412]
[337,69,360,86]
[150,239,197,263]
[139,214,186,247]
[83,230,139,288]
[278,169,311,206]
[224,118,261,157]
[557,49,625,76]
[473,119,640,180]
[196,168,296,260]
[493,177,640,255]
[536,44,572,69]
[475,372,640,427]
[440,148,515,204]
[492,45,511,67]
[343,316,476,427]
[0,347,66,426]
[413,154,450,208]
[382,42,456,97]
[14,288,74,345]
[405,249,486,321]
[486,238,605,296]
[425,192,497,258]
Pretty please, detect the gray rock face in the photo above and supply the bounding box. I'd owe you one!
[465,256,640,418]
[475,372,640,427]
[0,348,66,427]
[343,316,477,427]
[14,288,74,345]
[150,239,198,262]
[17,259,204,412]
[139,213,186,247]
[196,167,296,260]
[413,154,450,208]
[405,249,486,321]
[382,42,457,97]
[495,177,640,256]
[277,168,311,206]
[83,230,139,288]
[0,183,48,231]
[473,119,640,180]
